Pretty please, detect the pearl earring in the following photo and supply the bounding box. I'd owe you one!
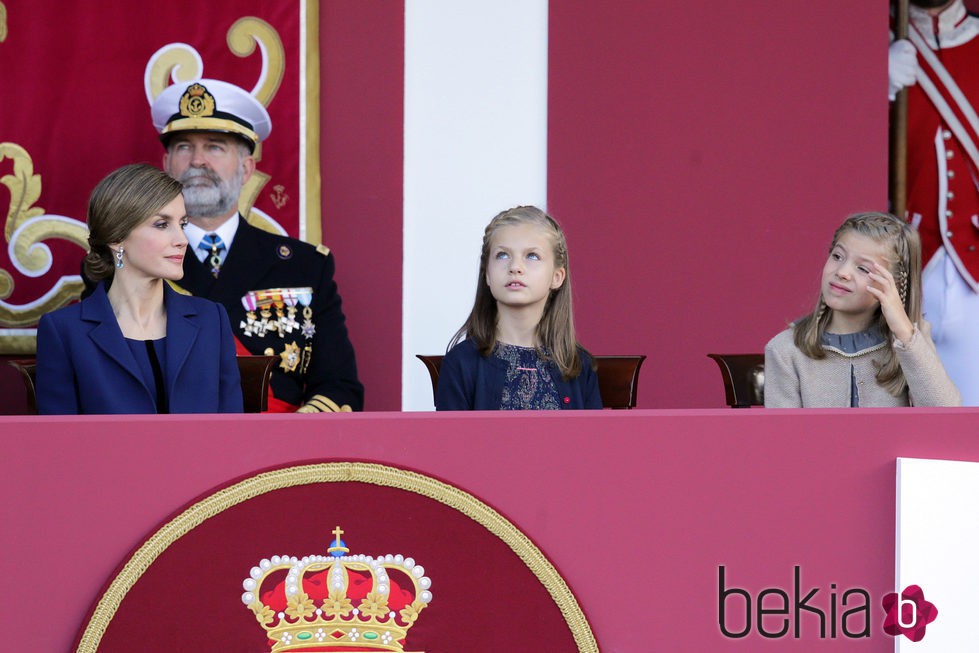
[115,247,124,269]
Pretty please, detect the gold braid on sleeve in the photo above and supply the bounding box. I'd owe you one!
[296,394,352,413]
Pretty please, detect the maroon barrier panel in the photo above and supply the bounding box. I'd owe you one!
[3,409,979,651]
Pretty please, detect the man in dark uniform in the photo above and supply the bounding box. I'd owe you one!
[150,78,363,412]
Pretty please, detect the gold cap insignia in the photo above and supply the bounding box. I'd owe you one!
[179,83,216,119]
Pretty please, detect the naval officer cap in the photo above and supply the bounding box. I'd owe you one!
[151,79,272,153]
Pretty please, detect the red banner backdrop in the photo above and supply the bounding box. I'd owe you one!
[0,0,317,353]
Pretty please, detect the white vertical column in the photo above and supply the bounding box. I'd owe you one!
[402,0,549,410]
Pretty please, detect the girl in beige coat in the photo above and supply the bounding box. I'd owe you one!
[765,212,961,408]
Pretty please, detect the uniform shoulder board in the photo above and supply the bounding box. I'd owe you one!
[316,244,331,257]
[165,280,192,295]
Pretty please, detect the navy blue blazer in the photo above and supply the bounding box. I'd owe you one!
[80,219,363,411]
[435,339,603,410]
[36,282,243,414]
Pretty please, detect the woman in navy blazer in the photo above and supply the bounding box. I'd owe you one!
[36,164,242,414]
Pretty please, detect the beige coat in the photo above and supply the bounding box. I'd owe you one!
[764,323,962,408]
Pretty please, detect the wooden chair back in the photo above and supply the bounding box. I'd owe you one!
[416,353,647,409]
[8,355,276,414]
[594,355,646,409]
[8,359,37,415]
[237,355,277,413]
[706,353,765,407]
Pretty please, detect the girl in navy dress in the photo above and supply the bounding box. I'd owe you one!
[436,206,601,410]
[36,164,242,414]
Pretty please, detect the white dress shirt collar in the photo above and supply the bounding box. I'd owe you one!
[185,214,240,262]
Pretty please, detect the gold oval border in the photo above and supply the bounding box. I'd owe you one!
[75,461,598,653]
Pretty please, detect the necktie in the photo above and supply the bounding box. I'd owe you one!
[198,233,225,278]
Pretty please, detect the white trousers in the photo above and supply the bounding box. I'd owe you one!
[922,248,979,406]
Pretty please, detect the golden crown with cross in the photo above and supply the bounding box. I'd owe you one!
[241,527,433,652]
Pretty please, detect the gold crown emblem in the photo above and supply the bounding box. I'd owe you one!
[241,527,433,652]
[179,83,215,118]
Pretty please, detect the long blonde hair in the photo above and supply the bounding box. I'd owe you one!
[448,206,591,379]
[793,212,923,396]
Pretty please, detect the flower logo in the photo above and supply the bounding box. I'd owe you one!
[881,585,937,642]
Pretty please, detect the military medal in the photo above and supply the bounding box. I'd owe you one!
[298,289,315,338]
[198,232,225,278]
[242,288,314,375]
[240,292,261,337]
[208,251,221,277]
[279,289,301,334]
[270,292,288,338]
[279,341,302,372]
[301,342,313,375]
[204,235,223,278]
[259,305,277,335]
[292,289,315,373]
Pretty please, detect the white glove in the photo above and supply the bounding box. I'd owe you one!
[889,39,917,101]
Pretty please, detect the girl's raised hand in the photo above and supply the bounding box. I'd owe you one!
[866,262,914,345]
